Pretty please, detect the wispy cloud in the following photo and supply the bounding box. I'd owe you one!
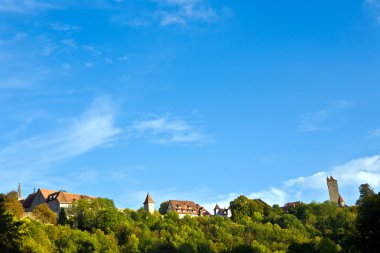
[364,0,380,23]
[49,22,81,32]
[0,0,57,13]
[110,0,220,28]
[0,97,122,188]
[369,128,380,138]
[0,76,34,89]
[156,0,217,26]
[201,155,380,209]
[298,99,353,132]
[130,115,211,144]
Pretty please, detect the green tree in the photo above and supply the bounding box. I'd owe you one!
[58,208,68,225]
[159,201,169,215]
[229,195,269,222]
[357,183,375,205]
[0,206,23,252]
[1,191,24,219]
[356,192,380,252]
[33,203,57,224]
[69,198,126,233]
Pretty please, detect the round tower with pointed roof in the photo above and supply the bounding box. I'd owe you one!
[144,193,155,214]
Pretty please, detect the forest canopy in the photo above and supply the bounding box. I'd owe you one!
[0,184,379,253]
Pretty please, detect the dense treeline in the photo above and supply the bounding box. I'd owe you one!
[0,185,379,253]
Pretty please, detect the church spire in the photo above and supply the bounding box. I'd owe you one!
[17,182,22,201]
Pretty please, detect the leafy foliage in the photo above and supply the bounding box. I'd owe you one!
[356,192,380,253]
[357,183,375,205]
[0,191,24,219]
[33,203,57,224]
[0,206,23,252]
[1,185,379,252]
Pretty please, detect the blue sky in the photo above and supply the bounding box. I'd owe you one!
[1,0,380,210]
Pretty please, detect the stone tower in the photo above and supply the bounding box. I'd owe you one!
[326,176,340,203]
[17,182,22,201]
[143,193,154,214]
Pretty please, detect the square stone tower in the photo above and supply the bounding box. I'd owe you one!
[326,176,339,203]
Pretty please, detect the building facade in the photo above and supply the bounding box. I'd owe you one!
[213,204,232,218]
[167,200,211,218]
[45,191,94,213]
[22,188,94,213]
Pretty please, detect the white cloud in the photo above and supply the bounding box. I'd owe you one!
[61,39,77,49]
[0,76,32,89]
[40,44,57,56]
[82,45,102,56]
[369,128,380,138]
[118,55,129,61]
[85,62,94,68]
[156,0,217,26]
[160,14,186,26]
[298,110,328,132]
[62,63,71,70]
[49,22,81,32]
[0,0,57,13]
[249,188,288,206]
[130,115,210,144]
[201,155,380,209]
[0,97,122,190]
[298,99,353,132]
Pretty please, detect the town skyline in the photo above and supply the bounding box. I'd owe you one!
[10,174,356,213]
[1,0,380,210]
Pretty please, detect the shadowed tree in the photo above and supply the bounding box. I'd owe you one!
[0,206,23,252]
[357,183,375,205]
[159,201,169,215]
[58,208,68,225]
[356,193,380,252]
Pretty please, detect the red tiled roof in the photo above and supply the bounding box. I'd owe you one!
[46,191,94,204]
[143,193,154,204]
[169,200,200,215]
[168,200,210,216]
[39,189,58,199]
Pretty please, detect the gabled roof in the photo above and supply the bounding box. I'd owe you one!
[168,200,199,215]
[143,193,154,204]
[46,191,94,204]
[214,204,220,210]
[39,189,58,199]
[338,195,344,203]
[23,193,37,208]
[168,200,211,216]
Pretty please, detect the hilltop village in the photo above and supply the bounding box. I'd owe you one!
[1,176,378,252]
[15,176,345,219]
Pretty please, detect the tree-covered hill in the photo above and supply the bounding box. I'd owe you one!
[0,185,379,253]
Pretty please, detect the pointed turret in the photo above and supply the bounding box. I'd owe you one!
[17,182,22,201]
[144,193,155,214]
[214,204,220,215]
[338,195,345,207]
